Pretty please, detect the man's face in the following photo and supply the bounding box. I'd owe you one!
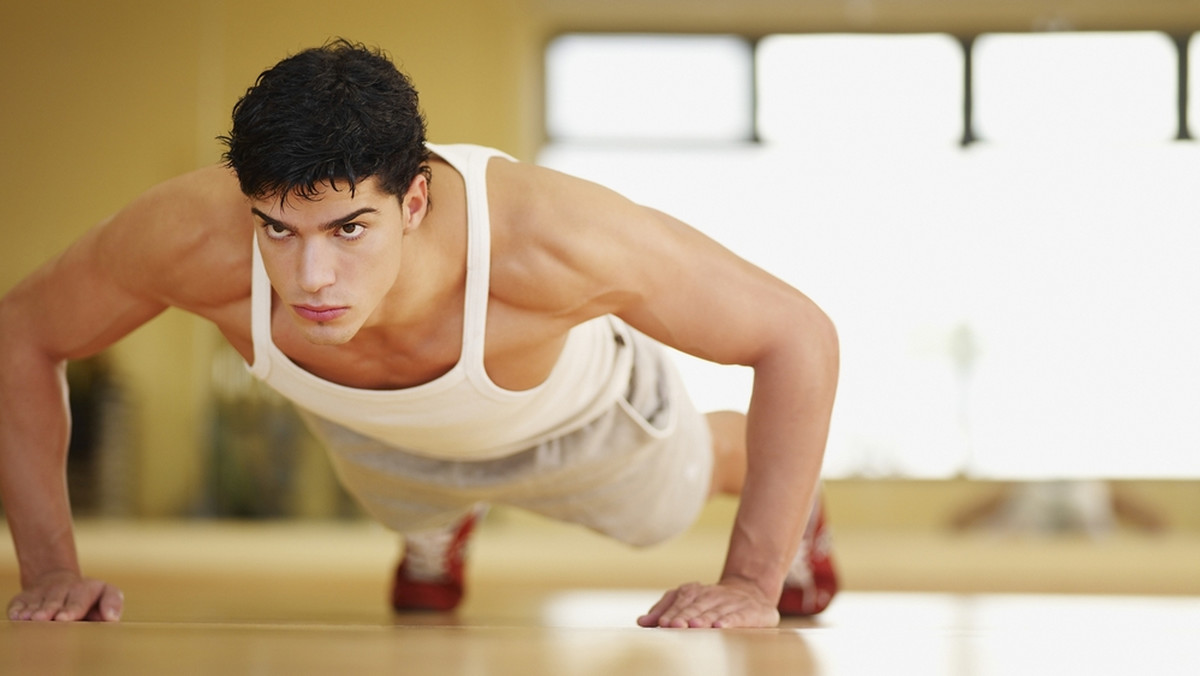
[250,176,421,346]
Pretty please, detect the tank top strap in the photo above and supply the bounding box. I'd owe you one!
[458,147,492,383]
[248,235,273,380]
[428,143,513,386]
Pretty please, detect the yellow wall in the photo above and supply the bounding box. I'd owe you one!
[3,1,1199,518]
[0,0,535,516]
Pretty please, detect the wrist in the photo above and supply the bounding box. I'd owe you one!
[718,570,782,604]
[22,567,83,590]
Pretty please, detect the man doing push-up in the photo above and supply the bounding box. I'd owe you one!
[1,40,839,628]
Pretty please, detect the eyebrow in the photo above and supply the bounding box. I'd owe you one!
[251,206,379,232]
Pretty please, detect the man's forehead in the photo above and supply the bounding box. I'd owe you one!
[250,176,387,217]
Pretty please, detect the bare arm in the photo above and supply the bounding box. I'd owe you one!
[625,211,838,628]
[2,166,248,621]
[498,163,838,628]
[1,223,168,620]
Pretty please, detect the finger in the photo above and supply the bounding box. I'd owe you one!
[712,604,781,629]
[707,608,752,629]
[56,581,104,622]
[653,584,708,628]
[96,585,124,622]
[637,588,679,627]
[58,581,115,624]
[29,586,69,622]
[682,592,761,629]
[675,594,737,629]
[11,590,46,621]
[652,586,697,628]
[8,597,28,621]
[686,594,760,629]
[685,603,732,629]
[659,586,782,629]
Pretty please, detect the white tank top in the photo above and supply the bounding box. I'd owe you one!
[246,143,633,460]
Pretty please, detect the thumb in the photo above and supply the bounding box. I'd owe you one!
[97,585,124,622]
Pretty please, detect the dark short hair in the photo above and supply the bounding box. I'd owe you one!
[220,39,431,203]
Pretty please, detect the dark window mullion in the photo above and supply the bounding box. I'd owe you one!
[961,35,977,146]
[1174,32,1191,141]
[749,35,762,144]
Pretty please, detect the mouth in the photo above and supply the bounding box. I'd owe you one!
[292,304,350,323]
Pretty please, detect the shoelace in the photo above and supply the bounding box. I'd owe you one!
[784,537,814,586]
[403,527,459,582]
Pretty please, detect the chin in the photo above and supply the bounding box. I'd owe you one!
[305,334,354,347]
[298,322,359,347]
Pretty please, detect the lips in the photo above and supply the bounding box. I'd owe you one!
[293,304,349,323]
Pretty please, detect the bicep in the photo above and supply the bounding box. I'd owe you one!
[505,163,831,368]
[614,208,825,369]
[1,166,248,361]
[3,224,168,361]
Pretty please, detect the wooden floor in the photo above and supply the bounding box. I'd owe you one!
[3,509,1199,675]
[5,591,1199,676]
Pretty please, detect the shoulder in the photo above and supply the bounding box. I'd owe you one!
[0,165,256,360]
[94,164,254,312]
[486,156,634,220]
[484,159,661,319]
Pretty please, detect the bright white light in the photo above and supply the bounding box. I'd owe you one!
[757,33,964,147]
[539,590,663,627]
[545,34,752,142]
[974,32,1178,143]
[541,34,1200,479]
[956,144,1200,479]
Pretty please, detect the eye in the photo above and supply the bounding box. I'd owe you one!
[262,223,292,240]
[337,223,366,240]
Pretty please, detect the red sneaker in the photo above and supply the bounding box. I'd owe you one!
[777,494,839,616]
[391,506,485,612]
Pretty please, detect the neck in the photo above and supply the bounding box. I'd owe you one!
[362,187,466,344]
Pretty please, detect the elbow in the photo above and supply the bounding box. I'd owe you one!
[789,295,838,363]
[0,290,61,370]
[814,306,839,371]
[758,298,839,387]
[804,305,840,388]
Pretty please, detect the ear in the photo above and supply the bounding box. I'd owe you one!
[400,172,429,233]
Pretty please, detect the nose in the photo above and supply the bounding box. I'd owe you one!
[297,240,336,293]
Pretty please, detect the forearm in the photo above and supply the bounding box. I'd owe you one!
[0,332,80,589]
[720,322,838,600]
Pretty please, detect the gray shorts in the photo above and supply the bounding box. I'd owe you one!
[299,329,713,547]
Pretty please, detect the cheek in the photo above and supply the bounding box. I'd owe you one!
[258,253,291,289]
[349,252,400,294]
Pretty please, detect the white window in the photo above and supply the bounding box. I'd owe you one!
[973,32,1178,144]
[545,34,752,142]
[541,32,1200,479]
[757,33,964,147]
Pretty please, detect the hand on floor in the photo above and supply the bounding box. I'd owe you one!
[7,570,123,622]
[637,580,780,629]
